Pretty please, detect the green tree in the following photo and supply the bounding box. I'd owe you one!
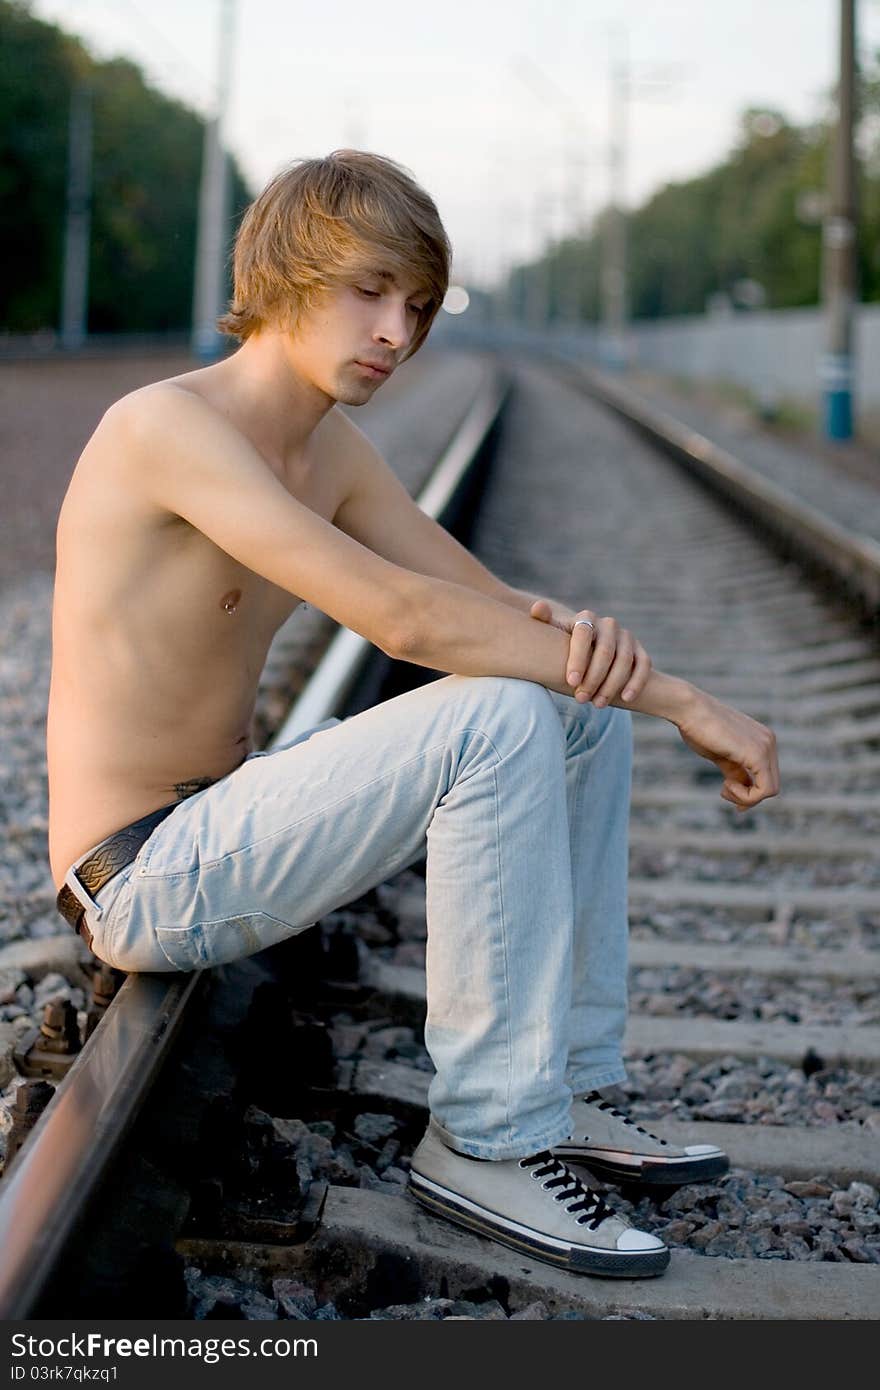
[503,70,880,323]
[0,0,251,335]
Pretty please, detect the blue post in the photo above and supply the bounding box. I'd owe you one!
[820,352,853,441]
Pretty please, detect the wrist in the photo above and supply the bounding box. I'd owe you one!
[655,673,701,725]
[616,669,700,724]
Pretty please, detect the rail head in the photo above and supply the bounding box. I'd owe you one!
[0,355,510,1320]
[547,352,880,622]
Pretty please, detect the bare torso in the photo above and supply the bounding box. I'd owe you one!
[47,372,351,889]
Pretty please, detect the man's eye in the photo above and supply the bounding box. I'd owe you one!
[357,287,380,298]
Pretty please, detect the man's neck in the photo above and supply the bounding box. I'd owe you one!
[197,330,336,469]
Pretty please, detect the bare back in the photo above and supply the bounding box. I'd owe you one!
[47,380,350,888]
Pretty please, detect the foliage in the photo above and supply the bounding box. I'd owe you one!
[510,53,880,322]
[0,0,252,334]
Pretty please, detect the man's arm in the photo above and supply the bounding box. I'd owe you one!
[328,420,777,807]
[331,412,642,697]
[108,385,580,695]
[331,409,528,609]
[116,390,777,807]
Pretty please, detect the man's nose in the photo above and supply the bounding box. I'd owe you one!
[373,300,410,348]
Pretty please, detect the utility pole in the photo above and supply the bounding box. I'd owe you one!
[600,41,628,369]
[821,0,857,440]
[510,56,589,327]
[60,80,93,350]
[192,0,236,361]
[525,191,554,330]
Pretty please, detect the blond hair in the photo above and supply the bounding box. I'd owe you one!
[217,150,451,357]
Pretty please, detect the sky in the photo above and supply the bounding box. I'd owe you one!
[30,0,880,288]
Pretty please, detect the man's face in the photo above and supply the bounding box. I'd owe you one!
[283,265,432,405]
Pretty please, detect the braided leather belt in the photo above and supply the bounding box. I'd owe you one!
[56,801,181,949]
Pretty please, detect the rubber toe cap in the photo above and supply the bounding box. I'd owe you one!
[616,1228,667,1252]
[684,1144,724,1157]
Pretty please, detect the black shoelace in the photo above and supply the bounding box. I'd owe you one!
[518,1151,615,1230]
[583,1090,667,1147]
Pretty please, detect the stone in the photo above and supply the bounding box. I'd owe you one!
[327,1146,358,1183]
[660,1219,695,1243]
[445,1299,507,1320]
[307,1120,336,1140]
[374,1138,400,1172]
[380,1166,408,1186]
[241,1292,280,1320]
[33,972,77,1006]
[354,1112,399,1143]
[842,1239,873,1263]
[269,1115,310,1148]
[690,1220,725,1249]
[848,1182,879,1205]
[362,1026,414,1058]
[0,969,27,1005]
[0,1025,19,1089]
[272,1279,318,1318]
[330,1024,367,1057]
[0,936,92,989]
[784,1180,833,1198]
[370,1299,452,1321]
[186,1270,257,1318]
[510,1301,549,1320]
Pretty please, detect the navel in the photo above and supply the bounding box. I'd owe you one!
[220,587,242,615]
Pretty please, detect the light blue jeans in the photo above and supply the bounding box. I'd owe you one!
[64,675,632,1159]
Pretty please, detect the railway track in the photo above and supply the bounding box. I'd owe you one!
[0,350,878,1321]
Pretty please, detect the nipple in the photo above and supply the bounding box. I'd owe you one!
[220,588,242,615]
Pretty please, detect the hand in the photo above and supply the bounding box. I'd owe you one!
[530,600,652,708]
[676,689,780,810]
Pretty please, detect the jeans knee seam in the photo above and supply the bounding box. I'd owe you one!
[492,763,515,1148]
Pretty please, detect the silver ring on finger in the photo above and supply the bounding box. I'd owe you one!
[573,619,595,633]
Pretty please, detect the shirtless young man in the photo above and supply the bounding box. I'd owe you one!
[48,150,779,1280]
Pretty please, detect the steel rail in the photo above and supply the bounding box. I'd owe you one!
[547,354,880,621]
[0,360,510,1319]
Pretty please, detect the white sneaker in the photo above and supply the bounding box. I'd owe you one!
[408,1118,669,1278]
[553,1091,729,1185]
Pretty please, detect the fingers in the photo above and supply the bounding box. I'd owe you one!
[564,614,653,710]
[721,729,781,810]
[747,728,781,804]
[574,616,620,702]
[589,633,635,707]
[565,610,598,688]
[594,639,652,706]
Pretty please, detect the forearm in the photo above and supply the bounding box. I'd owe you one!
[608,668,697,723]
[397,573,696,722]
[485,581,697,722]
[495,582,577,621]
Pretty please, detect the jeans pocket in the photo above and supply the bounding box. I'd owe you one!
[154,909,303,972]
[82,866,137,965]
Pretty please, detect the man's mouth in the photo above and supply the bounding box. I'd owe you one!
[355,361,392,378]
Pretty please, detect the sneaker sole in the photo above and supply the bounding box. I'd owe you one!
[407,1170,670,1278]
[555,1147,730,1186]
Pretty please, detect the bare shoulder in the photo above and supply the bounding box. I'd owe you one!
[100,378,227,446]
[112,379,272,487]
